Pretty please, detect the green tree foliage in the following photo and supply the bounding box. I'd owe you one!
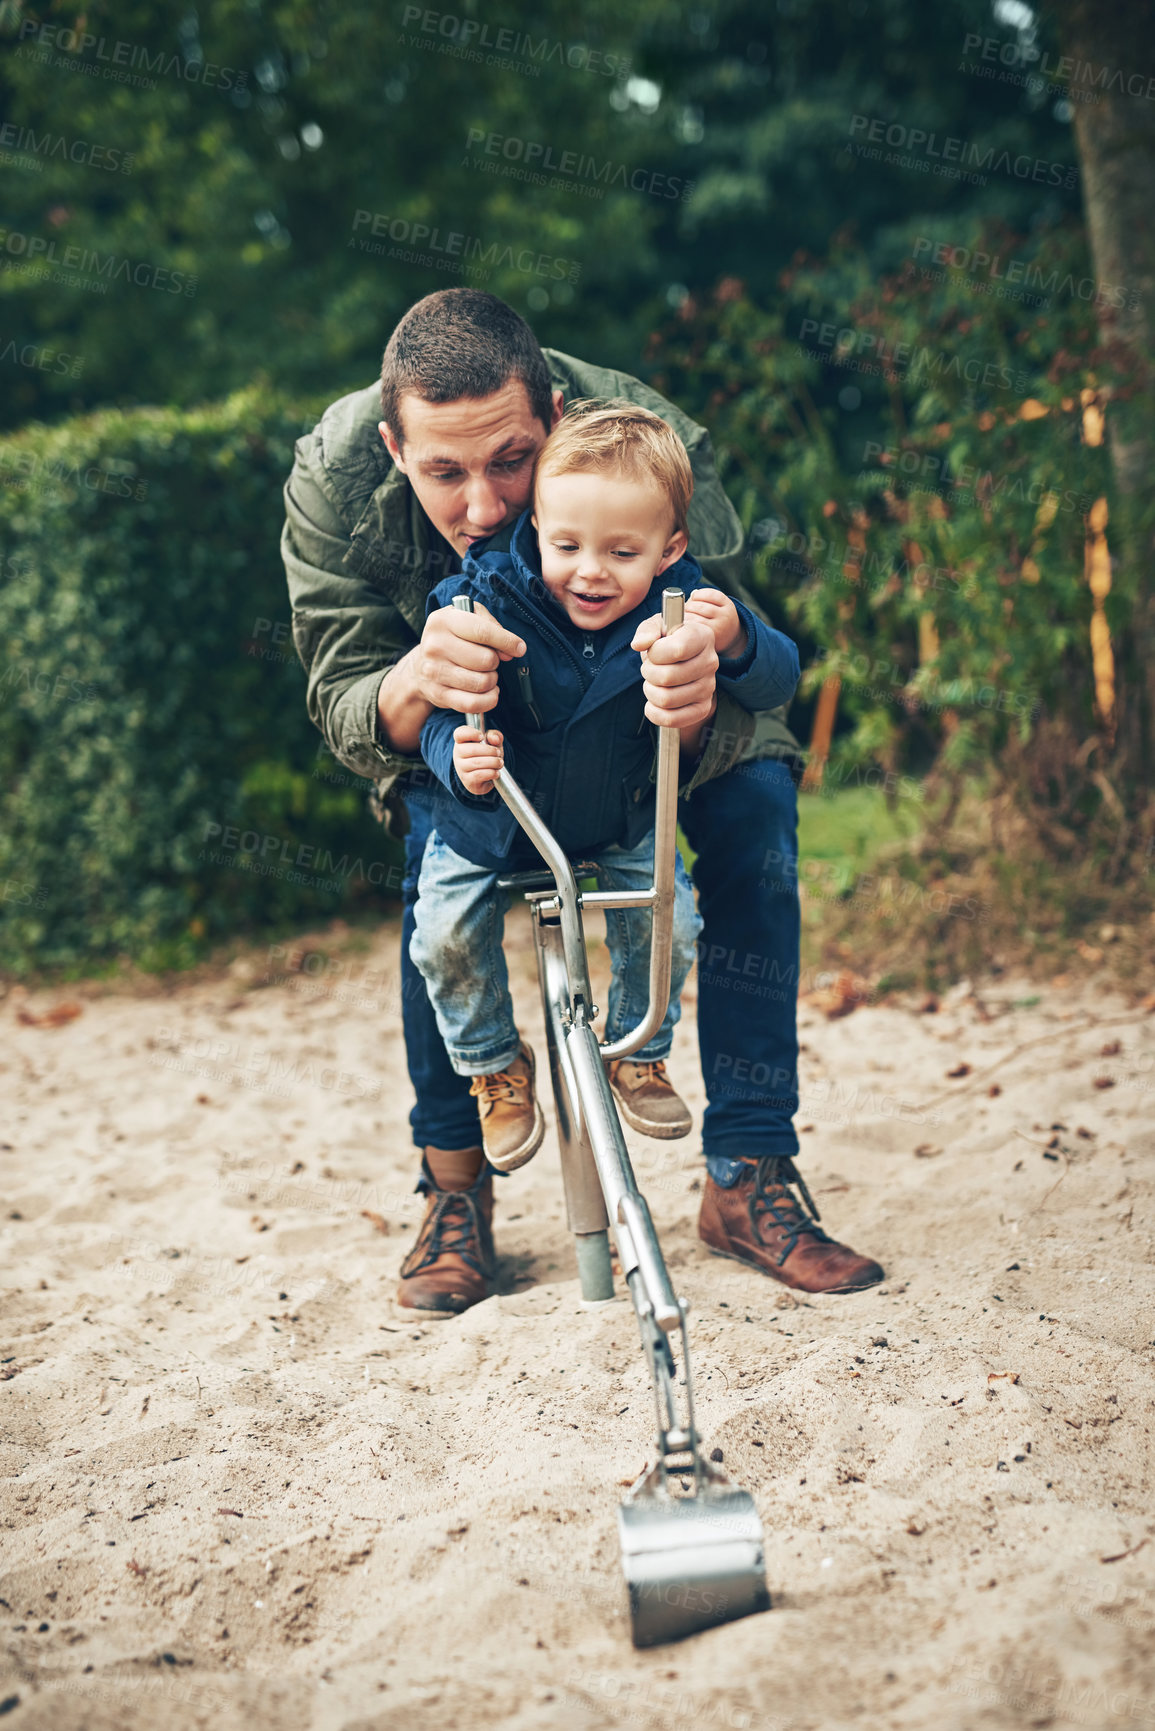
[0,0,670,424]
[1,0,1086,426]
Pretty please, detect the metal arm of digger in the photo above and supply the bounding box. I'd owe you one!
[451,589,768,1645]
[452,588,687,1342]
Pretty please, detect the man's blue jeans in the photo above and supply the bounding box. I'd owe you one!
[410,830,701,1075]
[399,754,800,1183]
[679,755,801,1183]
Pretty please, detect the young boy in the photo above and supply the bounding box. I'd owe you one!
[410,401,799,1173]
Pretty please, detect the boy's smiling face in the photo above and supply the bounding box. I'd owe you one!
[532,470,688,632]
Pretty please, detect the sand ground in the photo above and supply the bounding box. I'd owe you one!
[2,908,1154,1731]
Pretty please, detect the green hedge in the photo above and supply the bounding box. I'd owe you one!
[0,389,403,974]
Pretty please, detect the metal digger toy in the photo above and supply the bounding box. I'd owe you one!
[454,589,769,1649]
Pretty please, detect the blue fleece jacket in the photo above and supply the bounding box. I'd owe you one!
[417,510,799,872]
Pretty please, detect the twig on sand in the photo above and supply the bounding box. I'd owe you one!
[1015,1147,1071,1220]
[913,1011,1149,1114]
[1101,1537,1149,1564]
[1012,1129,1059,1153]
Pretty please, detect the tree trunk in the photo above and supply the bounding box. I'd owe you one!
[1048,0,1155,799]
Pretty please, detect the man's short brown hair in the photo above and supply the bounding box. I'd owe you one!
[534,399,694,536]
[380,288,553,445]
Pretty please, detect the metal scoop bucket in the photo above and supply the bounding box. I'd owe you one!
[455,589,770,1646]
[620,1469,770,1647]
[614,1264,770,1645]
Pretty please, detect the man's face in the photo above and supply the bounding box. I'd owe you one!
[380,381,563,556]
[533,470,688,632]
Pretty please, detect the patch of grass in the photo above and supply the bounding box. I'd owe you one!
[798,786,924,871]
[796,782,1154,995]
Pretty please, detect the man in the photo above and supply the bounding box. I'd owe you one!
[282,287,883,1314]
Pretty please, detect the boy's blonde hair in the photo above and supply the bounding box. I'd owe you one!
[534,399,693,536]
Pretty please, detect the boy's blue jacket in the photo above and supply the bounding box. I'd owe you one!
[417,510,799,872]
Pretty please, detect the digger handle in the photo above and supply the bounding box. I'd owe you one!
[598,587,683,1062]
[451,593,488,736]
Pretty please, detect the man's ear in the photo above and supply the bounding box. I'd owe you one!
[379,420,406,471]
[549,389,565,430]
[655,529,689,575]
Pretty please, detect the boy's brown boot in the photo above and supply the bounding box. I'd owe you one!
[699,1155,883,1294]
[607,1058,692,1139]
[397,1144,495,1316]
[468,1042,545,1173]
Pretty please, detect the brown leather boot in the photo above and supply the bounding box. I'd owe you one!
[468,1042,544,1173]
[397,1144,495,1316]
[699,1155,883,1294]
[607,1058,692,1139]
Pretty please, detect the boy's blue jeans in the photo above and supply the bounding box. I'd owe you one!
[409,828,702,1076]
[399,754,801,1186]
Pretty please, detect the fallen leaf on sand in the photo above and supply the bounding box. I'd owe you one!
[806,972,868,1019]
[914,1144,942,1158]
[1092,1077,1116,1091]
[987,1372,1020,1384]
[285,947,322,973]
[16,1002,83,1028]
[218,1508,244,1518]
[946,1063,972,1079]
[361,1211,389,1235]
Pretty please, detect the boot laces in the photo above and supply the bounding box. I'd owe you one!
[469,1066,528,1107]
[750,1155,832,1266]
[412,1185,490,1278]
[617,1059,669,1084]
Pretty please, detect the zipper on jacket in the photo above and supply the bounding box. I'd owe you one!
[495,577,596,690]
[492,568,654,694]
[515,663,544,728]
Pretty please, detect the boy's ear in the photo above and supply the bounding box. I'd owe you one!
[654,529,689,575]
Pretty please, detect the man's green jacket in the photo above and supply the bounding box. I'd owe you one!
[281,348,801,835]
